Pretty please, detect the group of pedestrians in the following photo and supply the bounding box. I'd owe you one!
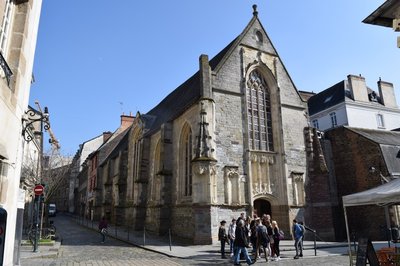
[219,213,287,265]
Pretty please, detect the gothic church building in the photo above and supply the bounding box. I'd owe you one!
[114,6,308,244]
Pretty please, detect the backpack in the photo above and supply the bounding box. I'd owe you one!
[258,225,270,244]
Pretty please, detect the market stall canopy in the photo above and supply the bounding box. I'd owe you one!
[342,178,400,207]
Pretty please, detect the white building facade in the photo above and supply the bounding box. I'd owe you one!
[308,74,400,132]
[0,0,42,264]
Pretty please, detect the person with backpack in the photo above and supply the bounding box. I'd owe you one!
[255,218,270,262]
[292,219,304,259]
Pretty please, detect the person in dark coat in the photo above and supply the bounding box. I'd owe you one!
[98,216,108,243]
[218,220,228,258]
[233,219,254,265]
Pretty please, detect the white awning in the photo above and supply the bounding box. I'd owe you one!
[342,178,400,207]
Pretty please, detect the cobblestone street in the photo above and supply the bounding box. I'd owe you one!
[19,214,352,266]
[20,215,183,266]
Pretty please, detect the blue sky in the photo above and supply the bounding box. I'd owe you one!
[30,1,399,155]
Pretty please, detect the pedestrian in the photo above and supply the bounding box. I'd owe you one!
[233,219,254,265]
[98,216,108,243]
[249,218,258,255]
[218,220,228,259]
[292,219,304,259]
[228,218,236,257]
[271,220,281,261]
[255,218,270,262]
[266,219,274,259]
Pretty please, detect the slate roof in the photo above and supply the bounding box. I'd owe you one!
[97,126,131,167]
[346,126,400,176]
[347,127,400,146]
[308,81,346,116]
[142,37,238,137]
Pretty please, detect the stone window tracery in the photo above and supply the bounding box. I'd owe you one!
[151,140,162,203]
[132,130,142,181]
[180,124,192,198]
[247,70,273,151]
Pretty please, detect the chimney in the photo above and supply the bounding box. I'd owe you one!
[120,112,135,130]
[378,79,397,108]
[103,131,112,143]
[348,74,369,102]
[199,54,212,99]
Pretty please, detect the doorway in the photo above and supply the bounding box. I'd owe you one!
[253,199,271,218]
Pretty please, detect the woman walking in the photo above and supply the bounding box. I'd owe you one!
[271,220,281,261]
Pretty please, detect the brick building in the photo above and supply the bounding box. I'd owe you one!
[306,126,400,241]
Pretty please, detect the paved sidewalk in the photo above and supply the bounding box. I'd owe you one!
[19,213,394,263]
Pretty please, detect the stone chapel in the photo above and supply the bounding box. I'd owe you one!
[116,5,309,244]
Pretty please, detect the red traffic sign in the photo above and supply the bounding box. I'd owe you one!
[34,185,44,196]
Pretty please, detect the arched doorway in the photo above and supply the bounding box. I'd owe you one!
[253,199,271,218]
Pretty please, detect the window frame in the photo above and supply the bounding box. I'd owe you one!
[329,112,337,128]
[0,0,14,56]
[246,70,273,151]
[376,113,385,128]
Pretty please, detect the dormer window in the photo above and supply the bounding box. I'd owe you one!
[369,91,378,102]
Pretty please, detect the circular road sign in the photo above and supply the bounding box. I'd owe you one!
[34,184,44,196]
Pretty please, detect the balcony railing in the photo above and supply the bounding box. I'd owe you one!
[0,52,13,86]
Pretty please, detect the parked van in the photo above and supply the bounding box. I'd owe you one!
[48,204,56,217]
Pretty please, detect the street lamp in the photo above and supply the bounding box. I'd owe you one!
[368,166,392,246]
[21,103,50,252]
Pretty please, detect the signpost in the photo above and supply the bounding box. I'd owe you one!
[34,185,44,196]
[33,184,44,252]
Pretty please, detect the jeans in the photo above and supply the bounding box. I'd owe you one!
[294,236,303,256]
[234,246,253,265]
[230,238,235,253]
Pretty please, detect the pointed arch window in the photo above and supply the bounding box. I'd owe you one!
[247,70,273,151]
[180,124,192,197]
[132,130,142,181]
[151,140,162,203]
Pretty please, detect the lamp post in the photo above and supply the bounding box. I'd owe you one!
[21,103,50,252]
[369,166,392,246]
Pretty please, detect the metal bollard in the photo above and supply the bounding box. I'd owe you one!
[143,227,146,246]
[169,229,172,251]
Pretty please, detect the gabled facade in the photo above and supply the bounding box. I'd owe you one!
[123,6,308,244]
[69,132,111,213]
[308,74,400,131]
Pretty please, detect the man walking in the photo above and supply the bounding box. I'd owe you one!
[233,219,254,265]
[292,219,304,259]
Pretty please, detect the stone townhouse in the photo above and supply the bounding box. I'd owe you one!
[119,5,309,244]
[0,0,42,264]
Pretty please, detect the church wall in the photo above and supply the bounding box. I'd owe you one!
[170,104,200,241]
[145,132,161,232]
